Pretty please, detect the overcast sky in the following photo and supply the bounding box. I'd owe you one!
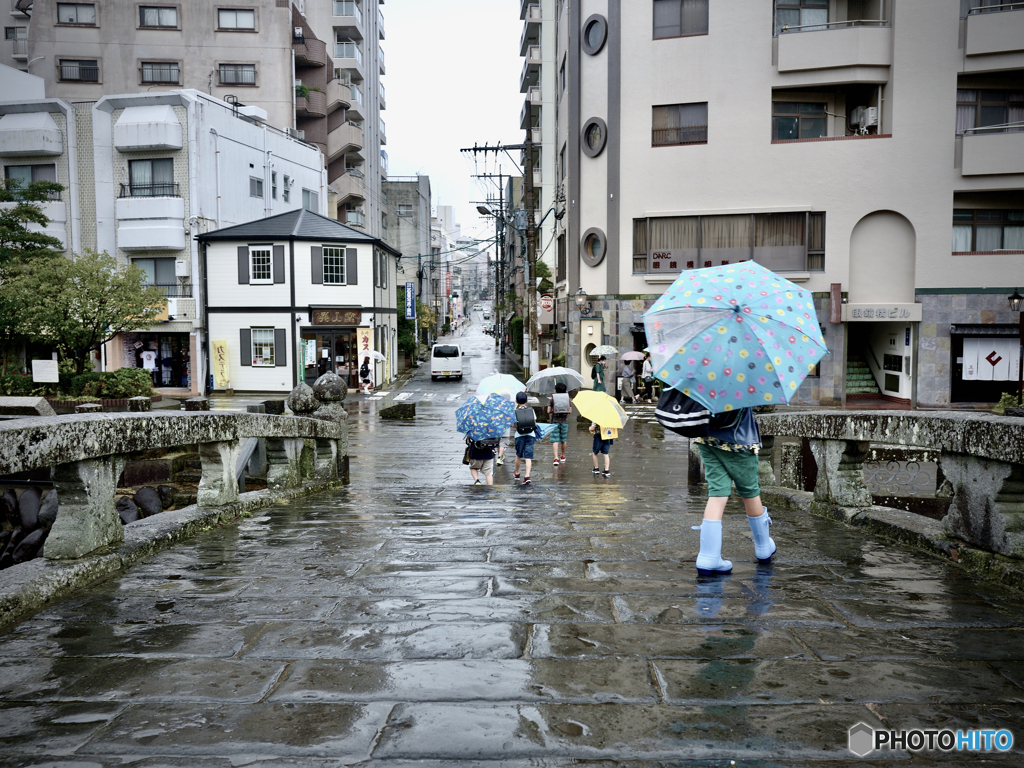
[385,0,524,246]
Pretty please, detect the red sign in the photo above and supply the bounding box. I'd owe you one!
[540,294,554,312]
[446,272,451,295]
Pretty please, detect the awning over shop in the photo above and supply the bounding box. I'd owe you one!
[950,324,1019,336]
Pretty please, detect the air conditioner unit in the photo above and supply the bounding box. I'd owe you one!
[286,127,305,139]
[850,106,878,128]
[294,27,304,38]
[174,259,189,277]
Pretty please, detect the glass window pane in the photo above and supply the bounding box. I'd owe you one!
[1004,226,1024,250]
[808,212,825,250]
[801,102,826,114]
[680,0,708,35]
[800,7,828,30]
[1007,211,1024,221]
[155,258,176,284]
[774,116,799,140]
[140,7,157,25]
[976,225,1002,251]
[956,89,978,102]
[952,224,972,251]
[801,117,826,138]
[980,90,1006,102]
[57,4,76,23]
[774,102,799,114]
[4,166,31,188]
[754,212,805,247]
[956,105,976,133]
[776,8,799,34]
[653,0,681,38]
[31,164,56,183]
[79,4,95,23]
[160,7,176,25]
[980,105,1007,127]
[649,216,698,249]
[701,215,750,249]
[238,10,254,27]
[977,210,1003,221]
[133,259,156,284]
[953,209,975,221]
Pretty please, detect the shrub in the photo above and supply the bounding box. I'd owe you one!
[70,369,154,399]
[994,391,1021,414]
[509,317,524,356]
[0,374,36,396]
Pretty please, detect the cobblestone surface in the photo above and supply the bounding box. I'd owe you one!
[1,327,1023,765]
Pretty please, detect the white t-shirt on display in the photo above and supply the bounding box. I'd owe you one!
[141,351,157,370]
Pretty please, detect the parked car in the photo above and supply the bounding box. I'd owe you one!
[430,343,464,381]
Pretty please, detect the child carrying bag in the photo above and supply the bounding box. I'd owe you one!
[655,388,739,438]
[515,407,537,435]
[551,393,572,414]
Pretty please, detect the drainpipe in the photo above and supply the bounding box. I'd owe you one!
[209,128,221,228]
[265,149,274,219]
[61,102,82,257]
[291,49,297,131]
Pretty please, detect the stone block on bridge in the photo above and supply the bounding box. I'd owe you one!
[380,403,415,419]
[942,453,1024,558]
[184,397,210,412]
[75,403,103,414]
[0,397,56,418]
[263,399,286,415]
[779,442,803,490]
[197,440,241,507]
[809,439,873,507]
[266,437,304,490]
[45,455,126,559]
[314,438,339,481]
[127,396,151,412]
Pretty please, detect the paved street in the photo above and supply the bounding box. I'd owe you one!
[1,324,1023,766]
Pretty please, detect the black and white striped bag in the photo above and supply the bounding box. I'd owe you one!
[654,388,713,438]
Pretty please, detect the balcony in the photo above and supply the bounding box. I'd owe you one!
[519,4,540,55]
[0,200,66,248]
[147,283,193,298]
[378,9,385,39]
[961,124,1024,175]
[964,4,1024,58]
[519,0,534,20]
[520,93,541,129]
[294,37,327,67]
[115,195,186,251]
[379,82,385,110]
[347,82,365,119]
[519,45,541,92]
[379,45,385,74]
[345,209,366,228]
[11,0,30,17]
[776,22,892,85]
[295,90,327,117]
[333,171,365,205]
[325,77,351,113]
[326,120,363,162]
[334,41,365,81]
[532,168,542,188]
[333,1,363,37]
[379,118,386,145]
[10,38,26,59]
[0,110,63,156]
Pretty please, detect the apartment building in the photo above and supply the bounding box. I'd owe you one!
[383,174,434,343]
[303,0,387,238]
[552,0,1024,407]
[0,87,327,394]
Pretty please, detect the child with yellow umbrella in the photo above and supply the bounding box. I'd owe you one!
[572,390,628,478]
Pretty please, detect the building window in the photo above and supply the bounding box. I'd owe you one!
[218,63,256,85]
[131,257,177,292]
[271,171,277,200]
[283,175,290,202]
[556,233,566,282]
[139,6,177,27]
[773,101,826,140]
[952,210,1024,252]
[960,0,1010,18]
[249,247,272,284]
[559,56,566,94]
[56,3,96,25]
[775,0,827,35]
[398,204,412,217]
[58,59,99,82]
[581,14,607,55]
[560,143,567,179]
[4,164,58,197]
[249,176,263,198]
[956,89,1024,135]
[127,158,174,196]
[5,26,26,39]
[140,61,180,84]
[652,102,707,146]
[633,211,826,273]
[653,0,709,39]
[302,188,318,211]
[251,328,275,366]
[322,246,346,284]
[218,8,255,29]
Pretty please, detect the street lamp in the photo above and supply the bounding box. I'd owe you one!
[574,286,592,317]
[1010,288,1023,406]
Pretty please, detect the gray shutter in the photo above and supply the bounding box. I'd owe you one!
[273,245,285,284]
[237,246,249,284]
[372,249,379,287]
[346,248,357,285]
[240,328,251,366]
[274,328,287,366]
[311,246,323,284]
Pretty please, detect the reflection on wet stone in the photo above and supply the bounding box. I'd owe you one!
[1,326,1023,763]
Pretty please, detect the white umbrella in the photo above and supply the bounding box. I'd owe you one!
[369,351,386,361]
[525,366,586,394]
[591,345,618,356]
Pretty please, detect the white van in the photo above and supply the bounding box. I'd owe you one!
[430,343,463,381]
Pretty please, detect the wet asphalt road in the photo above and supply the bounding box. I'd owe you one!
[1,322,1024,766]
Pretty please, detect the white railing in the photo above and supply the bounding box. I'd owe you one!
[11,38,27,56]
[379,45,385,68]
[335,41,362,65]
[967,2,1024,13]
[961,121,1024,135]
[346,210,366,227]
[333,1,362,24]
[350,84,363,105]
[779,19,890,33]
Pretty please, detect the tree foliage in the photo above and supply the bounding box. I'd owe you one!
[534,259,554,295]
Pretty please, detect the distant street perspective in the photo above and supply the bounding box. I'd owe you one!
[2,0,1024,764]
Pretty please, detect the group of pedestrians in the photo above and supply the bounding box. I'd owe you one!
[591,352,656,404]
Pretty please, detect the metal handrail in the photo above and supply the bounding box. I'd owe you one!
[147,283,193,297]
[119,182,180,198]
[139,65,180,84]
[335,41,362,64]
[967,2,1024,13]
[960,121,1024,135]
[779,19,889,32]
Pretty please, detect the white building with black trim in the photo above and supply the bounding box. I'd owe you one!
[199,208,400,393]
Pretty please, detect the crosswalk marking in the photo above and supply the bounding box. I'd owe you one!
[447,394,461,401]
[393,392,412,401]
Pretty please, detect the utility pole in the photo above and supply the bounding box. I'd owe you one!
[523,108,539,377]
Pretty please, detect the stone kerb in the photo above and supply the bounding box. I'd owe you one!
[757,410,1024,559]
[0,412,344,560]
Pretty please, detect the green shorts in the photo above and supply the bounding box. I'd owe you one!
[548,422,569,443]
[698,443,760,498]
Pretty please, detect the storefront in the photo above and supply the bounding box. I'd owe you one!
[122,331,192,389]
[950,325,1022,403]
[301,308,361,388]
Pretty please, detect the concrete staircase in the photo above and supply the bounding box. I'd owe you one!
[846,356,881,396]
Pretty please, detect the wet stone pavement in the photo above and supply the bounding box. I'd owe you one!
[2,327,1024,766]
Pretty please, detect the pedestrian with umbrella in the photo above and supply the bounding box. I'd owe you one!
[455,393,517,486]
[644,262,828,574]
[573,390,628,478]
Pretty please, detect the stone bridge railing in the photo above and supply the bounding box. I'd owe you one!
[755,411,1024,558]
[0,412,346,561]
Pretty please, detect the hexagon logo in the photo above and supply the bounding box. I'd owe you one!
[849,722,875,757]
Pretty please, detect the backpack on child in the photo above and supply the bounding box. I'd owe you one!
[655,388,739,438]
[515,407,537,435]
[359,362,370,380]
[551,393,572,414]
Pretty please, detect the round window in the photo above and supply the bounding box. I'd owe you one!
[581,14,607,55]
[581,227,606,267]
[581,117,608,158]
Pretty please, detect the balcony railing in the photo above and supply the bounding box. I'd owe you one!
[119,182,181,198]
[10,38,26,56]
[334,1,362,23]
[140,65,180,84]
[652,126,708,146]
[966,1,1024,13]
[335,41,362,64]
[961,121,1024,135]
[146,283,193,298]
[778,18,889,33]
[351,84,363,105]
[378,9,385,38]
[346,210,366,227]
[379,45,385,70]
[58,63,99,82]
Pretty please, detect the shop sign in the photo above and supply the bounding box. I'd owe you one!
[31,359,59,383]
[312,309,362,326]
[962,337,1021,381]
[357,327,373,359]
[647,250,689,273]
[405,282,416,319]
[211,340,230,389]
[446,272,452,296]
[841,303,922,322]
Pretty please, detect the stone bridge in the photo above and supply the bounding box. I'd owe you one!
[755,410,1024,558]
[0,411,347,561]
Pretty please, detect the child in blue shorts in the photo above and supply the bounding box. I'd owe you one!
[513,391,542,484]
[588,422,616,477]
[546,382,572,466]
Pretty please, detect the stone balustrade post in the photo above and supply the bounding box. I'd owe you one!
[809,438,872,507]
[127,396,151,412]
[75,403,103,414]
[184,397,210,411]
[45,455,126,559]
[197,440,241,507]
[941,453,1024,558]
[758,435,776,488]
[687,439,704,487]
[300,439,316,480]
[314,438,339,481]
[779,442,803,490]
[266,437,304,489]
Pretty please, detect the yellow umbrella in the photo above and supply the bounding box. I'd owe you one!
[572,390,629,429]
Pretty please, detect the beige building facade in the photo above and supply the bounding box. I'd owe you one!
[553,0,1024,407]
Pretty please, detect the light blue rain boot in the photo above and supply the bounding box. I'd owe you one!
[695,519,732,575]
[747,507,777,564]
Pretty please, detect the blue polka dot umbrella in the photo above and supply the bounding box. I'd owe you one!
[643,262,829,413]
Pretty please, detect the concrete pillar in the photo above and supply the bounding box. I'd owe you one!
[266,437,303,489]
[809,438,872,507]
[779,442,803,490]
[197,440,241,507]
[45,455,126,559]
[941,453,1024,558]
[758,435,776,488]
[314,438,339,481]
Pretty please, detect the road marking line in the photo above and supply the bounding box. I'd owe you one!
[447,394,460,401]
[421,393,435,399]
[393,392,412,401]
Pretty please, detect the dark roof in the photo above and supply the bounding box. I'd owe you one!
[198,208,401,256]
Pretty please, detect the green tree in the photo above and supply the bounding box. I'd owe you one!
[21,250,167,374]
[534,259,554,295]
[0,179,66,374]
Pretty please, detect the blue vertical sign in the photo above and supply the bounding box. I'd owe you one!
[405,282,416,319]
